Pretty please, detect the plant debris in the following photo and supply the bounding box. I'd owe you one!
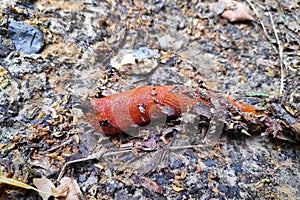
[209,0,254,22]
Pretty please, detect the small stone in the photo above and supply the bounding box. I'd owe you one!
[7,20,45,54]
[205,158,216,167]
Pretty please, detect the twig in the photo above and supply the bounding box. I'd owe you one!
[247,0,290,95]
[246,0,277,53]
[169,144,214,150]
[44,139,73,153]
[268,10,284,95]
[103,149,133,156]
[57,147,107,182]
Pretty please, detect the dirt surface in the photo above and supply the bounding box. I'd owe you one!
[0,0,299,199]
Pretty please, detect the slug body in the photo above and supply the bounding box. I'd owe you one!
[83,85,300,142]
[85,85,213,135]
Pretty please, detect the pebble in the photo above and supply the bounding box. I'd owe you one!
[7,21,45,54]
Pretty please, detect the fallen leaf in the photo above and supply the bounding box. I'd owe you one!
[33,176,55,200]
[0,176,51,195]
[142,137,157,150]
[94,163,105,170]
[138,176,163,194]
[172,185,184,192]
[81,173,98,192]
[56,177,82,200]
[209,0,254,22]
[52,185,69,199]
[254,178,271,187]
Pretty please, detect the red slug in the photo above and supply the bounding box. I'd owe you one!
[83,85,257,135]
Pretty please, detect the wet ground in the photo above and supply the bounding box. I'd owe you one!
[0,0,299,199]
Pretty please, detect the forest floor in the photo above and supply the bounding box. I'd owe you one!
[0,0,299,199]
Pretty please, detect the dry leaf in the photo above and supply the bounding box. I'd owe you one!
[172,185,184,192]
[33,176,55,200]
[81,173,98,192]
[138,176,163,194]
[56,177,82,200]
[0,176,51,195]
[209,0,254,22]
[143,137,157,150]
[52,185,69,199]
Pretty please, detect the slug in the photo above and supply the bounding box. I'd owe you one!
[83,85,257,135]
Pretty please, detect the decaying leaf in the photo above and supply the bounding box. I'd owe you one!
[142,137,157,150]
[33,176,82,200]
[209,0,254,22]
[136,175,163,194]
[55,177,82,200]
[51,185,69,199]
[33,176,55,200]
[81,173,98,192]
[172,185,184,192]
[0,176,51,195]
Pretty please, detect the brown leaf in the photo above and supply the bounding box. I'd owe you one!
[33,176,55,200]
[209,0,254,22]
[172,185,184,192]
[55,177,82,200]
[143,137,157,150]
[0,176,51,198]
[138,176,163,194]
[52,185,69,199]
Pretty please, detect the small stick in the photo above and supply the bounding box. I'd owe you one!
[246,0,277,53]
[169,144,214,150]
[268,10,284,95]
[56,141,233,182]
[44,139,73,153]
[57,147,107,182]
